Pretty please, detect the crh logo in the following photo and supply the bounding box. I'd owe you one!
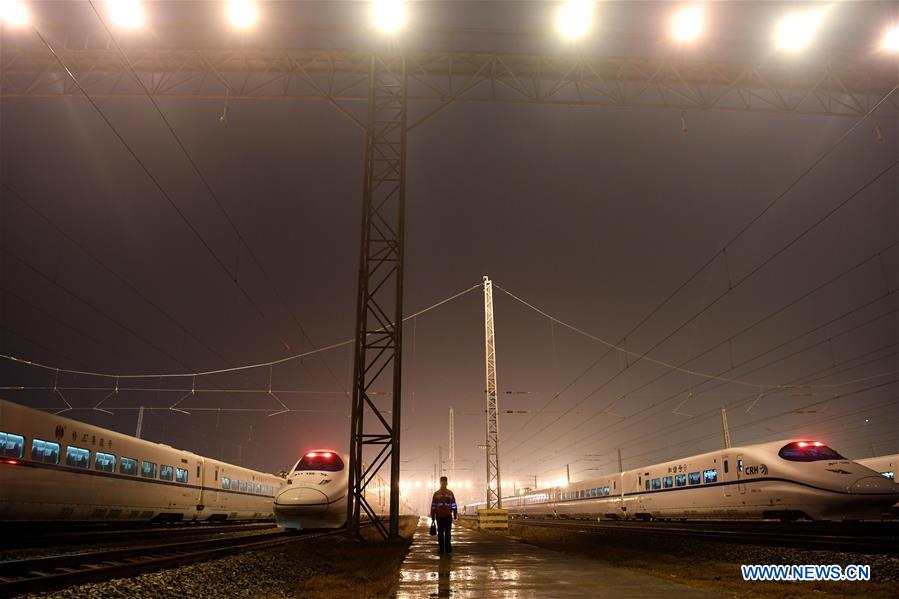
[745,464,769,476]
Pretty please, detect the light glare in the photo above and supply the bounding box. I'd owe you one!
[110,0,143,29]
[672,6,703,42]
[372,0,405,33]
[557,0,593,40]
[228,0,256,29]
[883,26,899,52]
[776,11,823,51]
[0,0,27,26]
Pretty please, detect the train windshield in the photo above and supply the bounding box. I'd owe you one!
[778,441,845,462]
[295,452,344,472]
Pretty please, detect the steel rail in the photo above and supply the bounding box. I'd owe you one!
[0,521,278,550]
[508,518,899,554]
[0,526,345,595]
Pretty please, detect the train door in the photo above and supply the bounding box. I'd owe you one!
[736,455,746,494]
[721,456,732,498]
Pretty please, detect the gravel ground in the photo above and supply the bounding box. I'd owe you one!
[508,522,899,581]
[23,541,327,599]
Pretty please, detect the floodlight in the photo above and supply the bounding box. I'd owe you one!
[883,26,899,52]
[0,0,28,26]
[557,0,593,40]
[776,11,823,51]
[372,0,405,33]
[227,0,256,29]
[109,0,143,29]
[672,6,703,42]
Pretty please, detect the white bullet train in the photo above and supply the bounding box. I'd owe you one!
[463,440,899,521]
[274,450,413,530]
[855,454,898,513]
[0,398,284,522]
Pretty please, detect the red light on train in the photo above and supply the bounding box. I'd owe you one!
[322,452,332,458]
[798,442,808,447]
[812,441,824,447]
[3,459,18,465]
[306,452,318,458]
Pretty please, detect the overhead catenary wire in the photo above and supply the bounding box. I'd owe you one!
[501,243,898,454]
[536,344,899,468]
[494,78,899,455]
[0,282,481,380]
[26,24,303,381]
[1,183,261,389]
[497,154,899,453]
[85,2,349,397]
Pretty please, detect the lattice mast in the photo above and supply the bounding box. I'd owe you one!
[449,405,455,484]
[483,276,502,508]
[346,53,407,540]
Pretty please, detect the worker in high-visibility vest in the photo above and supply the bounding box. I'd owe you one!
[430,476,458,554]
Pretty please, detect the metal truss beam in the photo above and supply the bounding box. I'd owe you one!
[346,52,406,540]
[3,48,898,125]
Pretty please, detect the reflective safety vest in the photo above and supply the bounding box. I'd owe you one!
[431,489,457,518]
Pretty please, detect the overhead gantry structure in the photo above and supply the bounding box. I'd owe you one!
[3,39,897,539]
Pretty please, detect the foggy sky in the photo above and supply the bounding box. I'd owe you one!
[1,1,897,511]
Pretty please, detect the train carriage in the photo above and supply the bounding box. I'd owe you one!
[464,439,899,522]
[0,399,284,522]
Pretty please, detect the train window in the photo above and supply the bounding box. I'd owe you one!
[688,471,701,485]
[651,478,661,490]
[778,442,845,462]
[231,479,239,491]
[31,439,60,464]
[296,452,345,472]
[255,483,262,494]
[222,477,230,490]
[95,452,116,473]
[638,476,642,486]
[645,480,650,491]
[141,461,157,478]
[160,465,174,481]
[675,474,686,487]
[663,476,673,488]
[723,460,729,474]
[239,481,247,492]
[703,469,718,483]
[176,468,188,483]
[65,446,90,468]
[883,472,894,480]
[1,432,25,459]
[120,457,138,476]
[737,458,744,473]
[603,486,610,496]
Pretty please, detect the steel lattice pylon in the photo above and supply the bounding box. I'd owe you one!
[347,53,406,540]
[483,276,502,509]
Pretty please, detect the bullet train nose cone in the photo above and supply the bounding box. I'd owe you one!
[850,476,899,495]
[274,486,330,515]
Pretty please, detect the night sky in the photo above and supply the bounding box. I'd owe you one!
[1,1,897,512]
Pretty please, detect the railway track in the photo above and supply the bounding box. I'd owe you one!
[0,527,341,596]
[508,518,899,554]
[1,521,279,550]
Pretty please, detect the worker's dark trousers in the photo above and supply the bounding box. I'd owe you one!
[436,517,453,553]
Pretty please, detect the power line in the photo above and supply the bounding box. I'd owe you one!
[541,345,899,469]
[1,182,262,388]
[498,153,898,453]
[1,282,481,380]
[86,2,348,396]
[502,244,897,454]
[28,24,298,369]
